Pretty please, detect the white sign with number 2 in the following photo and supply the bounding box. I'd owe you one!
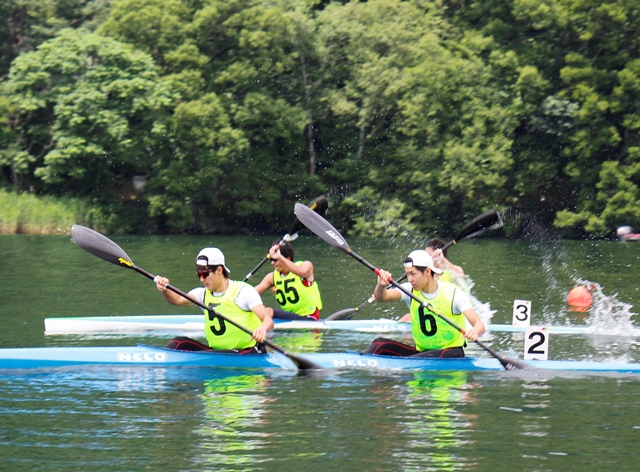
[524,326,549,360]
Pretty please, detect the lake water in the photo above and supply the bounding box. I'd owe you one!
[1,233,639,471]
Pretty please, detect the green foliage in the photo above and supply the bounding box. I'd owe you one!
[0,188,106,234]
[97,0,197,70]
[2,0,640,237]
[0,190,21,233]
[0,0,111,77]
[5,28,176,201]
[342,188,420,238]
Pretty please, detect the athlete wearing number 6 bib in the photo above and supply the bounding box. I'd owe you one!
[255,241,323,321]
[364,250,485,358]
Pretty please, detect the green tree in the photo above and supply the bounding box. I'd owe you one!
[99,0,326,233]
[444,0,640,236]
[312,0,516,235]
[4,28,175,207]
[0,0,111,77]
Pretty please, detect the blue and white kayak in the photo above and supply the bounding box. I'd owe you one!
[0,345,296,370]
[43,315,640,336]
[2,344,640,373]
[44,315,413,334]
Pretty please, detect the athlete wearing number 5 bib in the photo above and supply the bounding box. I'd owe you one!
[364,250,485,358]
[155,247,273,353]
[255,241,323,321]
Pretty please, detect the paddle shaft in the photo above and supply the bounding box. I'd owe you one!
[243,246,281,282]
[330,210,501,316]
[243,196,328,282]
[330,235,474,318]
[242,230,302,282]
[70,224,321,369]
[351,248,523,369]
[128,266,284,355]
[329,235,469,317]
[293,204,523,370]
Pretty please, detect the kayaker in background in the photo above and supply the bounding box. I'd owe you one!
[364,250,485,358]
[155,247,273,352]
[398,238,466,322]
[425,237,466,283]
[254,241,323,321]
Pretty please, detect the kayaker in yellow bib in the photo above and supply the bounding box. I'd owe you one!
[424,237,466,283]
[155,247,273,352]
[399,238,467,322]
[254,241,323,321]
[364,250,485,358]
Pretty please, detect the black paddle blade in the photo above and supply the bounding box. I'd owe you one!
[288,196,329,236]
[294,203,350,252]
[454,210,501,242]
[472,339,528,370]
[70,225,135,269]
[286,353,324,370]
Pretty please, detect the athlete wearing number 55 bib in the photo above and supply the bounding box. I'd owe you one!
[364,250,485,358]
[255,241,323,321]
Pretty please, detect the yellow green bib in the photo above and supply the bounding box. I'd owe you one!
[439,270,453,283]
[273,262,323,316]
[410,281,465,351]
[203,281,261,350]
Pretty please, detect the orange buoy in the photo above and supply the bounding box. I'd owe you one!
[567,286,592,312]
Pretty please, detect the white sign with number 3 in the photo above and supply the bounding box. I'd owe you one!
[512,300,532,326]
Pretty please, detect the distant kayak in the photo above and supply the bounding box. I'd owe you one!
[43,315,640,336]
[617,226,640,242]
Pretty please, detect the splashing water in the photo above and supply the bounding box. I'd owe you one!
[579,280,637,335]
[454,273,496,328]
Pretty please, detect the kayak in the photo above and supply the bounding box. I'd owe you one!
[44,315,412,334]
[0,345,294,370]
[2,344,640,373]
[43,315,639,336]
[487,324,640,336]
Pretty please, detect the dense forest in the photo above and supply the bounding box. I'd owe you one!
[1,0,639,238]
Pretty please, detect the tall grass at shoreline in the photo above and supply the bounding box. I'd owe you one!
[0,190,103,234]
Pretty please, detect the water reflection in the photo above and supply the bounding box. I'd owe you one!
[518,379,552,441]
[195,373,272,469]
[270,329,324,353]
[396,371,476,470]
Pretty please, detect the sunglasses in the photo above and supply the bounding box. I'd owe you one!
[196,270,213,279]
